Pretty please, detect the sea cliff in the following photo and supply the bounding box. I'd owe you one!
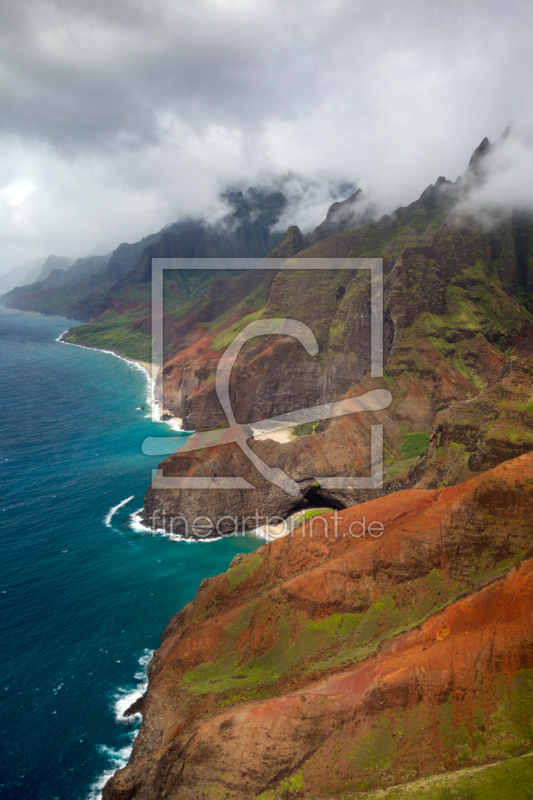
[104,452,533,799]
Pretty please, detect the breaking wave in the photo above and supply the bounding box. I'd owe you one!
[86,648,153,800]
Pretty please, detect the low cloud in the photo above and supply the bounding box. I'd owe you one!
[1,0,533,274]
[456,123,533,226]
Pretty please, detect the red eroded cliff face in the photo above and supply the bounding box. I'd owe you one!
[104,452,533,800]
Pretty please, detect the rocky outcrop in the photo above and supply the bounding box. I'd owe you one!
[266,225,303,258]
[104,452,533,800]
[467,135,492,177]
[160,264,380,432]
[144,378,401,535]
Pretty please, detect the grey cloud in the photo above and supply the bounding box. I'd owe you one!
[1,0,533,274]
[456,125,533,225]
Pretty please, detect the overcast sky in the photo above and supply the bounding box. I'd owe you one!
[0,0,532,274]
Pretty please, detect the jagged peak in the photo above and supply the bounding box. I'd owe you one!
[468,136,492,174]
[266,225,303,259]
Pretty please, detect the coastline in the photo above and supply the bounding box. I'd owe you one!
[0,306,206,800]
[55,330,183,432]
[47,315,236,798]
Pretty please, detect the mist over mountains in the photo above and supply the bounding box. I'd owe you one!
[2,0,533,273]
[0,174,372,305]
[0,175,360,286]
[3,133,533,361]
[4,120,533,296]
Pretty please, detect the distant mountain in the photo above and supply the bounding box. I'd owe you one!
[38,255,75,281]
[0,257,45,292]
[0,254,75,293]
[1,253,112,320]
[0,186,290,327]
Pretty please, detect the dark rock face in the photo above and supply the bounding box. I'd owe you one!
[105,232,164,281]
[387,245,447,328]
[417,332,533,489]
[143,384,397,536]
[175,267,376,431]
[128,189,287,284]
[467,135,492,176]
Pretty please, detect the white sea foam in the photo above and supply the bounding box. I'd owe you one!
[54,328,70,342]
[135,649,152,679]
[104,496,134,528]
[86,649,154,800]
[129,508,223,543]
[113,649,153,723]
[129,508,166,535]
[251,526,275,541]
[86,766,121,800]
[86,738,137,800]
[55,335,183,432]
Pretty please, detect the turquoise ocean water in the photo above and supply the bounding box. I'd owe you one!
[0,305,262,799]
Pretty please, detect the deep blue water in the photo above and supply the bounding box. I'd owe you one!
[0,306,261,799]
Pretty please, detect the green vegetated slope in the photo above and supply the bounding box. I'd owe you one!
[334,752,533,800]
[106,454,533,800]
[291,200,533,475]
[263,752,533,800]
[64,268,277,362]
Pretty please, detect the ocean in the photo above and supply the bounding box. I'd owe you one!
[0,306,262,799]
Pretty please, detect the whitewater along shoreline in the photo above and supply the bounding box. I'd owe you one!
[54,325,304,545]
[54,327,293,543]
[55,330,184,431]
[55,327,287,542]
